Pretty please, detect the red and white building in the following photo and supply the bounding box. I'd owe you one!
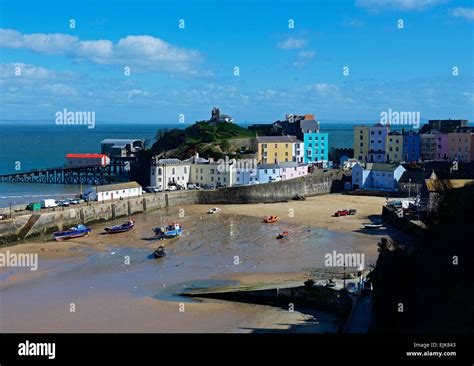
[65,153,110,168]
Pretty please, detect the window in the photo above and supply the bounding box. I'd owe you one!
[274,144,278,148]
[184,167,187,174]
[285,144,288,148]
[172,168,175,175]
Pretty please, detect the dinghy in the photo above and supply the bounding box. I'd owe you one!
[277,231,289,239]
[153,245,166,258]
[263,215,278,223]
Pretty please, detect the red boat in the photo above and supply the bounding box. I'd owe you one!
[277,231,289,239]
[263,215,278,223]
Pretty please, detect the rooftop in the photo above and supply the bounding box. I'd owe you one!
[91,181,141,193]
[101,139,143,145]
[257,135,300,143]
[364,163,403,172]
[66,153,107,159]
[424,178,474,192]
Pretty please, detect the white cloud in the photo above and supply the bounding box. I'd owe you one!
[291,50,316,68]
[450,7,474,21]
[0,62,78,81]
[356,0,446,11]
[305,83,339,96]
[0,29,202,74]
[277,37,306,50]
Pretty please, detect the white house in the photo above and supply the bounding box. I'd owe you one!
[150,158,190,190]
[352,163,406,191]
[84,181,142,201]
[293,141,304,163]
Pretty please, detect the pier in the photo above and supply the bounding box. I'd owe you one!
[0,163,127,185]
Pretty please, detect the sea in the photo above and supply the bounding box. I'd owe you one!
[0,121,397,208]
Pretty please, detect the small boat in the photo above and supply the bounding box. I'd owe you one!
[153,222,183,239]
[208,207,221,214]
[104,219,135,234]
[363,223,383,229]
[277,231,289,239]
[53,224,91,241]
[153,245,166,258]
[263,215,278,223]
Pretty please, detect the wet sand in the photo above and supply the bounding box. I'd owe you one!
[0,194,388,333]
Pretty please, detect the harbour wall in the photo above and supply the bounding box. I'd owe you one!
[0,171,342,244]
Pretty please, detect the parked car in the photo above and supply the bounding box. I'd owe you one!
[208,207,221,214]
[201,184,214,190]
[187,184,200,190]
[334,209,357,217]
[248,181,260,185]
[70,199,80,205]
[57,200,70,207]
[166,185,177,191]
[0,214,6,220]
[143,186,154,193]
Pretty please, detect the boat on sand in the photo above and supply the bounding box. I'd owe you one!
[105,219,135,234]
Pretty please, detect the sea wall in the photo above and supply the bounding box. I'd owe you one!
[0,170,342,244]
[198,170,341,204]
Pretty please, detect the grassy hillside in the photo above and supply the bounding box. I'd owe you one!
[150,120,256,160]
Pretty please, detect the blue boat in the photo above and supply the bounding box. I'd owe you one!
[153,222,183,239]
[105,219,135,234]
[53,224,91,241]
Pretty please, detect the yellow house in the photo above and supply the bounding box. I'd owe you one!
[354,126,369,162]
[386,131,403,162]
[257,135,299,164]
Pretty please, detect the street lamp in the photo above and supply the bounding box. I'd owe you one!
[408,178,411,198]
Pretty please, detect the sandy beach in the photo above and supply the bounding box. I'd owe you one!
[0,193,390,333]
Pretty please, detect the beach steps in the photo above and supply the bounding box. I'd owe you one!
[17,214,41,240]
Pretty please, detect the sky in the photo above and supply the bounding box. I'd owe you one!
[0,0,473,124]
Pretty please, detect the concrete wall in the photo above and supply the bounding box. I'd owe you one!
[0,170,342,244]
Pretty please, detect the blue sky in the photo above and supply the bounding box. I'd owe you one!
[0,0,473,124]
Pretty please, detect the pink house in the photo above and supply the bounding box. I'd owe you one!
[280,163,309,180]
[448,131,474,162]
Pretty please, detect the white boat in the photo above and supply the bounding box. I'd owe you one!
[363,223,383,229]
[208,207,221,214]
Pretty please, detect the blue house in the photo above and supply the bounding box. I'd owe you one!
[304,132,329,166]
[402,130,421,163]
[257,164,281,183]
